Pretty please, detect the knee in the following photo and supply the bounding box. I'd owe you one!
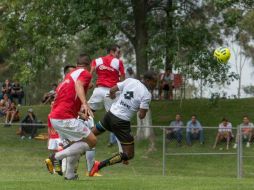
[88,135,97,148]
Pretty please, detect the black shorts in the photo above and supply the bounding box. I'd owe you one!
[96,111,134,145]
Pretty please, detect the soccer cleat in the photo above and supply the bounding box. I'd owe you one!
[64,175,79,180]
[86,171,102,177]
[49,153,63,176]
[89,161,100,177]
[45,158,54,174]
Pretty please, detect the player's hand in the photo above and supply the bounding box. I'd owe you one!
[80,103,94,119]
[109,91,116,99]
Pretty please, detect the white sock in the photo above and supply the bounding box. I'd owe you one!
[86,148,95,172]
[55,141,90,160]
[62,158,67,173]
[65,155,80,179]
[116,138,123,153]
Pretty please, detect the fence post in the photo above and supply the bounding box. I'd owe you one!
[237,125,243,179]
[162,128,166,176]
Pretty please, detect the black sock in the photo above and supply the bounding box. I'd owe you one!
[98,152,128,170]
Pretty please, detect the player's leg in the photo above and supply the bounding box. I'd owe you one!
[88,87,105,111]
[89,114,133,176]
[65,154,81,180]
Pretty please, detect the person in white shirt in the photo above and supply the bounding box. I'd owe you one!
[213,117,233,150]
[233,115,254,148]
[84,71,157,176]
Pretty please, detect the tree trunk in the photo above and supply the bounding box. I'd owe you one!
[165,0,174,70]
[132,0,148,79]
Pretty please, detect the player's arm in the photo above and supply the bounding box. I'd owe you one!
[75,79,93,118]
[138,108,148,119]
[119,60,125,81]
[109,85,119,99]
[138,92,151,119]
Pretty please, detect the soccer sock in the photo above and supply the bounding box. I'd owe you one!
[98,152,128,170]
[61,158,67,173]
[86,148,95,172]
[65,155,80,179]
[55,141,90,160]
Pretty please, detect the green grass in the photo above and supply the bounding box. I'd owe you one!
[1,99,254,189]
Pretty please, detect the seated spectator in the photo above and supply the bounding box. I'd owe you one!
[213,117,233,150]
[4,102,19,127]
[42,84,57,104]
[1,79,12,98]
[10,80,24,105]
[233,115,254,148]
[186,115,204,145]
[166,114,184,145]
[0,94,11,117]
[19,108,38,139]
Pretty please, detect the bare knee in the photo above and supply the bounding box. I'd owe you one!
[85,133,97,148]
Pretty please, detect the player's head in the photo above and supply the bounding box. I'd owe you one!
[107,44,121,59]
[64,65,76,75]
[191,114,197,122]
[143,70,157,90]
[77,53,91,69]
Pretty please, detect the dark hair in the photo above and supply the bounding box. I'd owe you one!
[107,44,120,54]
[191,114,197,118]
[143,70,157,81]
[52,83,57,87]
[64,65,76,74]
[243,115,249,119]
[221,117,228,122]
[77,54,91,66]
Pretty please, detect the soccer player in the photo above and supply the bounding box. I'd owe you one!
[88,44,125,112]
[87,44,125,173]
[86,71,157,176]
[49,53,96,180]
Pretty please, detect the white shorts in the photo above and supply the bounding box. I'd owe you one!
[48,138,62,150]
[50,118,91,142]
[88,87,118,111]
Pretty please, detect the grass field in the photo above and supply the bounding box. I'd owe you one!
[1,98,254,189]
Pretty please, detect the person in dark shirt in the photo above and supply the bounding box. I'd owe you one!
[10,80,24,105]
[19,108,38,139]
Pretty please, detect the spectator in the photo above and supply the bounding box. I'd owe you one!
[213,117,233,150]
[186,115,204,145]
[166,114,184,145]
[233,115,254,148]
[126,67,135,79]
[4,102,19,127]
[19,108,38,139]
[1,79,12,98]
[159,68,174,100]
[0,94,11,117]
[10,80,24,105]
[42,84,57,104]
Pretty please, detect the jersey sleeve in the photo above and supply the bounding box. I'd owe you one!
[117,78,130,91]
[77,71,92,89]
[140,91,151,110]
[119,60,125,77]
[91,59,96,68]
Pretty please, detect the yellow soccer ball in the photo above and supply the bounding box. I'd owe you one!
[213,47,231,63]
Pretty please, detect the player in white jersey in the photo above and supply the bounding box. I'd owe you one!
[85,71,157,176]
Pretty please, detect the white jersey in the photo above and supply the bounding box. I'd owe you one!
[110,78,152,121]
[218,122,232,132]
